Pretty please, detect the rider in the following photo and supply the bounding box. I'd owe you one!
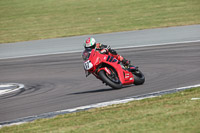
[83,37,130,67]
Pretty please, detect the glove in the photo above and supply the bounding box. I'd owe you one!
[106,45,111,49]
[109,49,117,55]
[100,49,108,54]
[122,58,130,66]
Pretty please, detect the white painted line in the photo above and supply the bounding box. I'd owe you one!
[114,39,200,50]
[175,84,200,90]
[54,95,157,114]
[1,83,200,127]
[0,50,82,60]
[0,84,13,87]
[0,83,25,96]
[0,122,26,128]
[191,98,200,100]
[0,89,13,94]
[1,39,200,60]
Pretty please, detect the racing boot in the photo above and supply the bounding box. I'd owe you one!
[122,58,130,69]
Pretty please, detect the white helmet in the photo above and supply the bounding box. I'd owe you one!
[83,37,96,48]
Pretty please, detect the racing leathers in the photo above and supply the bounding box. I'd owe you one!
[95,43,130,66]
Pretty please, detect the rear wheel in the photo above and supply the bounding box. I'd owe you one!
[98,68,122,89]
[132,69,145,85]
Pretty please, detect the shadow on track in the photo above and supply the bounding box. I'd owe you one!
[68,85,134,95]
[68,87,117,95]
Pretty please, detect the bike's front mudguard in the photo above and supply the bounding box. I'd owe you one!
[97,65,134,85]
[97,67,111,75]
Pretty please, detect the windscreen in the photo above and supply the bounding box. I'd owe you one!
[82,48,92,61]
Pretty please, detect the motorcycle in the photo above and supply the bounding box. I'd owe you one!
[82,48,145,89]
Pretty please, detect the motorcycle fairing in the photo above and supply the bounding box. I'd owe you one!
[93,50,134,85]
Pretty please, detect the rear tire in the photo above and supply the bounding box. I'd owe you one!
[132,69,145,85]
[99,70,122,89]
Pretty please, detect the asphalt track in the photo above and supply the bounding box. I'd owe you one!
[1,25,200,59]
[0,41,200,123]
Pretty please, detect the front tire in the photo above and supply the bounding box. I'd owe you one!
[98,70,122,89]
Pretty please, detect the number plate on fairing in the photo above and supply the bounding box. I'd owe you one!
[84,60,93,70]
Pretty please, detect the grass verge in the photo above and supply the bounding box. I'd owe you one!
[0,0,200,43]
[0,87,200,133]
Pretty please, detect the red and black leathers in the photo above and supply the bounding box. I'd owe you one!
[95,43,130,66]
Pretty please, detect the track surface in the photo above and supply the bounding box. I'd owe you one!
[1,25,200,59]
[0,42,200,122]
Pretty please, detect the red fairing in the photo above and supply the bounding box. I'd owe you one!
[83,49,134,85]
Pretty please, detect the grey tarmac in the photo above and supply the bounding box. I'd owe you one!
[0,42,200,123]
[0,24,200,59]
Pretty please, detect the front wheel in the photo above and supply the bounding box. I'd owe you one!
[98,70,122,89]
[132,69,145,85]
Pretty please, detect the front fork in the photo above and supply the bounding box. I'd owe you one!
[85,70,91,77]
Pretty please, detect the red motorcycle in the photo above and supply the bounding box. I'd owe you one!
[82,48,145,89]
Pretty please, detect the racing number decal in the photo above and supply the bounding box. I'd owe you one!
[84,60,93,70]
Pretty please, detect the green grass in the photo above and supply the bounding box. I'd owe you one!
[0,0,200,43]
[1,87,200,133]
